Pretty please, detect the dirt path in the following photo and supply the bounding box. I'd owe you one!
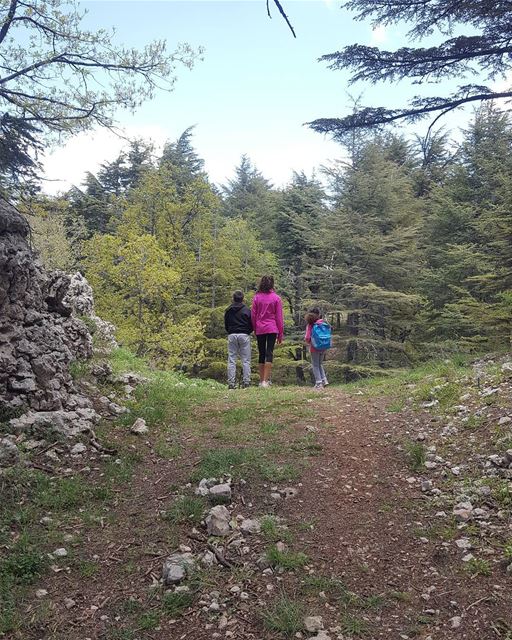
[14,386,511,640]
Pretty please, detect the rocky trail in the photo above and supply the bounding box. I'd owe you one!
[2,358,511,640]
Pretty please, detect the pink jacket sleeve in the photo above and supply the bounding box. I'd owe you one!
[251,296,259,332]
[305,323,312,343]
[276,296,284,340]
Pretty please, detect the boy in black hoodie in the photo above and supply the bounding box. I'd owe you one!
[224,290,252,389]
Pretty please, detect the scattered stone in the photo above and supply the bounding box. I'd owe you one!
[52,548,68,558]
[64,597,76,609]
[270,492,282,500]
[208,483,232,503]
[35,589,48,598]
[498,416,512,426]
[162,553,196,585]
[304,616,324,632]
[130,418,148,435]
[449,616,462,629]
[455,538,472,550]
[206,505,231,537]
[282,487,298,498]
[240,518,261,534]
[0,438,19,467]
[453,502,473,522]
[200,550,216,567]
[70,442,87,455]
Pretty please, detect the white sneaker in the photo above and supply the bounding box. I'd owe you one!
[260,381,269,388]
[313,383,324,391]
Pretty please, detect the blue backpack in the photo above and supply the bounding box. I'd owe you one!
[311,321,332,350]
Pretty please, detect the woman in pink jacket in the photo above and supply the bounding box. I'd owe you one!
[251,275,284,387]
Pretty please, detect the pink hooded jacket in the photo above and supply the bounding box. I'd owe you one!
[251,290,284,339]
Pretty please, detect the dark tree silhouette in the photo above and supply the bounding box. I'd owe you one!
[309,0,512,141]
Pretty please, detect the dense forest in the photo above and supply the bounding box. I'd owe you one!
[21,106,512,383]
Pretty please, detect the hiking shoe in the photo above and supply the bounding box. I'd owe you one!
[242,382,250,389]
[228,384,236,390]
[322,380,329,387]
[313,383,324,391]
[260,381,270,388]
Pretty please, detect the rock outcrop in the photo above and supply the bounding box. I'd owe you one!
[0,199,109,414]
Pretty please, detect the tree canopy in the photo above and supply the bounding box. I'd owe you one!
[0,0,201,190]
[309,0,512,141]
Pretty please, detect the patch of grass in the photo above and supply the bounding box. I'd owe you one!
[124,371,220,427]
[340,613,369,636]
[503,540,512,561]
[386,399,405,413]
[259,461,299,483]
[191,447,259,481]
[290,434,323,456]
[136,611,160,631]
[265,545,308,570]
[164,496,206,525]
[77,560,99,578]
[69,359,89,380]
[36,475,110,510]
[162,591,194,617]
[490,479,512,508]
[388,590,412,602]
[154,438,181,459]
[110,347,151,376]
[436,381,463,410]
[360,594,387,610]
[222,406,255,427]
[404,441,426,472]
[301,575,351,601]
[260,516,292,543]
[464,557,491,577]
[463,414,484,430]
[262,594,304,636]
[260,421,288,435]
[0,536,48,584]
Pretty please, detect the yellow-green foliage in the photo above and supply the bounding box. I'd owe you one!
[83,164,276,370]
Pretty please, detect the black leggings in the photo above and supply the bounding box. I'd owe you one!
[257,333,277,364]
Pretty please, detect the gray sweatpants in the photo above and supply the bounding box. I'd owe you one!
[311,350,328,385]
[227,334,251,385]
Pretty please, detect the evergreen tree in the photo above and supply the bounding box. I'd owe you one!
[160,126,205,196]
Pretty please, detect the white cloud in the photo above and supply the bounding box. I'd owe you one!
[370,25,387,46]
[42,124,170,195]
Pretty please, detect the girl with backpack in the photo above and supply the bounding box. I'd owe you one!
[304,307,331,390]
[251,275,284,388]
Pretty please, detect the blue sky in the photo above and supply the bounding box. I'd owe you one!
[42,0,457,193]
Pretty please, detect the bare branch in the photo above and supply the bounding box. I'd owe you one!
[0,0,19,46]
[271,0,296,38]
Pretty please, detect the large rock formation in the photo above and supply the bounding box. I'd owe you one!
[0,199,97,413]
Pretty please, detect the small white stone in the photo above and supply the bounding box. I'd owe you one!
[52,548,68,558]
[35,589,48,598]
[449,616,462,629]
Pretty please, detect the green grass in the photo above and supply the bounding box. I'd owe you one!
[260,421,288,435]
[122,370,220,427]
[136,611,160,630]
[464,557,492,577]
[340,613,369,636]
[162,591,194,617]
[164,495,206,525]
[260,515,292,543]
[404,441,426,472]
[191,447,260,481]
[259,461,300,483]
[262,595,304,636]
[265,545,308,570]
[77,560,99,578]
